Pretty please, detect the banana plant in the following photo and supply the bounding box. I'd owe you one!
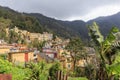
[88,22,120,80]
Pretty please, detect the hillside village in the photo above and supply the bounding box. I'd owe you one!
[5,26,53,42]
[0,26,95,71]
[1,22,120,80]
[1,1,120,79]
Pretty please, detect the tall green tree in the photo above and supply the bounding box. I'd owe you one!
[66,38,84,71]
[8,30,21,43]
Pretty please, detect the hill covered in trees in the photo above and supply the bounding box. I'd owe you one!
[0,6,44,33]
[0,5,120,39]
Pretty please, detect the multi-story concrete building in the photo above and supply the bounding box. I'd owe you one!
[7,27,53,42]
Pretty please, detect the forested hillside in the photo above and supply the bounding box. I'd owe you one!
[0,6,44,33]
[0,6,88,39]
[29,13,88,39]
[0,5,120,39]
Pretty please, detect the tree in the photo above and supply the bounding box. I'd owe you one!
[26,61,47,80]
[0,59,31,80]
[8,30,21,43]
[31,39,46,51]
[88,22,120,80]
[0,17,11,41]
[49,62,61,80]
[66,38,84,71]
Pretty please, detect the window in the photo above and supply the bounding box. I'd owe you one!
[33,54,36,56]
[68,64,71,69]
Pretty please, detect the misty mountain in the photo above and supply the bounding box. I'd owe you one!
[30,12,120,39]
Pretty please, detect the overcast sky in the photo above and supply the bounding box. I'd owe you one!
[0,0,120,21]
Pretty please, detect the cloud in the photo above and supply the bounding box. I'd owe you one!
[68,5,120,21]
[0,0,120,21]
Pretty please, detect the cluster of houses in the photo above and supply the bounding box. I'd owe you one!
[0,43,38,63]
[0,27,96,70]
[0,39,96,70]
[5,26,53,42]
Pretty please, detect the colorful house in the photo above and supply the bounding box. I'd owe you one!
[42,48,57,59]
[59,47,96,70]
[60,54,73,70]
[8,50,39,65]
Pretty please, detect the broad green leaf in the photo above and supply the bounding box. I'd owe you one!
[88,22,104,45]
[104,27,119,46]
[112,27,119,33]
[107,63,120,75]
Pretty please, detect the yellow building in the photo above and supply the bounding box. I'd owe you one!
[60,54,73,70]
[58,49,70,58]
[5,28,9,37]
[58,49,73,70]
[59,47,96,70]
[0,48,10,54]
[30,33,39,41]
[0,45,13,54]
[8,51,37,64]
[6,27,53,42]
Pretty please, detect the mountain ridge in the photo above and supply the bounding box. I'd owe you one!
[0,5,120,39]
